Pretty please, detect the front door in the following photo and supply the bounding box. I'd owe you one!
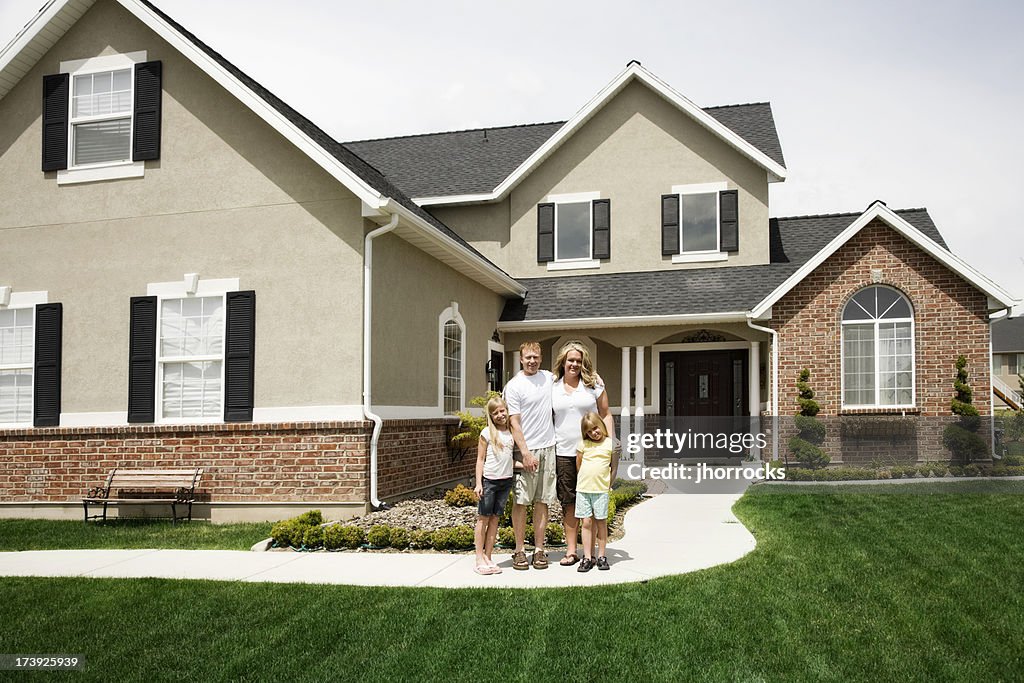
[660,350,748,456]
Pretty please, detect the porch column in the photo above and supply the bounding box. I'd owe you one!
[634,347,645,461]
[620,346,631,456]
[512,350,520,377]
[749,341,762,461]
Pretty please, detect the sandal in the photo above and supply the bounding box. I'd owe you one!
[474,564,496,576]
[577,557,595,573]
[559,553,580,567]
[596,556,610,571]
[532,549,549,569]
[512,550,529,571]
[486,560,503,574]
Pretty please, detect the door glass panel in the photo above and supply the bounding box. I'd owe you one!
[699,374,709,399]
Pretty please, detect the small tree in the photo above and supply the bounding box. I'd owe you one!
[450,391,502,453]
[942,355,987,464]
[788,368,829,468]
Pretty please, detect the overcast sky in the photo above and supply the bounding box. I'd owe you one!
[2,0,1022,306]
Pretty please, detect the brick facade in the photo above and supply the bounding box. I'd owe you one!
[768,220,994,463]
[0,418,470,516]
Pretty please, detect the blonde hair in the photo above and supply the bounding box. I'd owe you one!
[580,412,608,443]
[519,341,541,356]
[485,396,510,451]
[553,340,597,388]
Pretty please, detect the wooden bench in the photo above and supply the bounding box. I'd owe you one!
[82,468,204,523]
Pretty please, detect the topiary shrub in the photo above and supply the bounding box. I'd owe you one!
[302,525,325,550]
[324,524,364,550]
[389,527,410,550]
[944,355,988,464]
[366,525,392,548]
[788,369,829,468]
[444,484,478,507]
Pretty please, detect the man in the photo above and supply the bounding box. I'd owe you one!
[503,341,557,570]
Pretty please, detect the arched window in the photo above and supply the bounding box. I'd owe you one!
[438,305,465,414]
[841,286,914,407]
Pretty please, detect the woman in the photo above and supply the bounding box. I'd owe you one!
[550,340,616,566]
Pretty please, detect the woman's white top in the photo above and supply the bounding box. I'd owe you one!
[551,377,605,458]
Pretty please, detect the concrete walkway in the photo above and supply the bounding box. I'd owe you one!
[0,476,758,589]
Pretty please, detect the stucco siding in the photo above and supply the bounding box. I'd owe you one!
[0,0,366,416]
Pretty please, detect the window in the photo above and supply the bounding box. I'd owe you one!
[71,68,133,167]
[439,305,465,414]
[45,52,161,184]
[662,183,738,262]
[0,308,34,424]
[158,296,225,420]
[842,286,914,407]
[536,193,609,268]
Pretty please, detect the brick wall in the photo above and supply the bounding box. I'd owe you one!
[770,220,992,417]
[376,418,473,499]
[0,422,372,504]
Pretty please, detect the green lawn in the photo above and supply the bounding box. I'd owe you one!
[0,518,272,551]
[1,484,1022,681]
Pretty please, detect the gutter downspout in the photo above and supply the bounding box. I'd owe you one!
[746,316,778,462]
[363,209,400,510]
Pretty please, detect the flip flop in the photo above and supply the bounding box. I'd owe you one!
[474,564,496,576]
[486,561,503,574]
[559,553,580,566]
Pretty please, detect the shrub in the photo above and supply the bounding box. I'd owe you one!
[497,526,516,548]
[450,391,503,452]
[444,484,478,508]
[944,355,987,464]
[948,465,965,477]
[366,525,393,548]
[1003,411,1024,443]
[789,369,829,468]
[606,499,618,529]
[1003,454,1024,467]
[409,529,434,550]
[962,464,981,478]
[295,510,323,527]
[324,524,364,550]
[270,519,305,548]
[431,525,475,550]
[545,523,564,545]
[302,525,325,549]
[389,527,410,550]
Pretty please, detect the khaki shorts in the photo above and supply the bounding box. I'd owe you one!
[514,445,557,506]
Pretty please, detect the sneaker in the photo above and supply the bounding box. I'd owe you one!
[596,556,610,571]
[577,557,595,573]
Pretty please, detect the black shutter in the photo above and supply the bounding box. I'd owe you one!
[128,296,157,423]
[720,190,739,252]
[33,303,62,427]
[224,291,256,422]
[537,203,555,263]
[661,194,680,255]
[592,199,611,260]
[41,73,69,171]
[132,61,162,161]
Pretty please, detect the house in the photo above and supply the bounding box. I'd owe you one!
[0,0,1018,521]
[992,316,1024,410]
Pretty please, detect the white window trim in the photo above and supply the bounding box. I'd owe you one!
[840,287,916,410]
[438,304,466,414]
[545,191,601,264]
[56,51,147,186]
[671,181,727,257]
[148,277,238,424]
[0,291,48,428]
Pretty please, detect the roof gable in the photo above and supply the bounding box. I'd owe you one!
[405,62,788,206]
[751,201,1018,318]
[0,0,524,296]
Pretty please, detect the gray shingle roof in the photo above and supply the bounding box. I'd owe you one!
[993,316,1024,353]
[344,104,786,199]
[501,209,945,323]
[137,0,506,275]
